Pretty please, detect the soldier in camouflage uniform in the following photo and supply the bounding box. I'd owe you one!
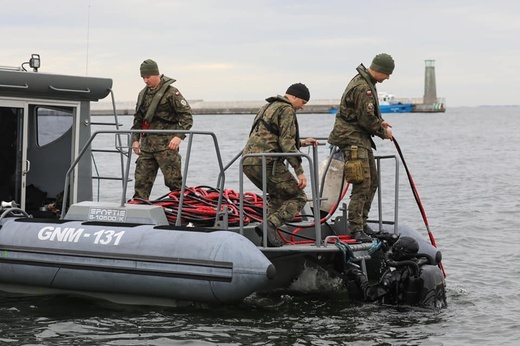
[131,59,193,200]
[328,53,395,243]
[243,83,317,247]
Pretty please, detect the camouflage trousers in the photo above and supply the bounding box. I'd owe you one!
[342,146,378,232]
[243,162,307,228]
[133,148,182,200]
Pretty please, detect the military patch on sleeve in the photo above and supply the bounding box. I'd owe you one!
[367,103,374,111]
[366,90,372,96]
[181,99,187,106]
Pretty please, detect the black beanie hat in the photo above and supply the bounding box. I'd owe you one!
[370,53,395,75]
[140,59,160,77]
[286,83,310,101]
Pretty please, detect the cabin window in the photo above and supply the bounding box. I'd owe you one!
[36,106,73,146]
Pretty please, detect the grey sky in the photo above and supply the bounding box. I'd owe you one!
[2,0,519,107]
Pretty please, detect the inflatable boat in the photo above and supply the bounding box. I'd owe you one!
[0,55,446,307]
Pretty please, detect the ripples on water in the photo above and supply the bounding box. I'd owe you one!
[1,291,449,345]
[1,107,520,345]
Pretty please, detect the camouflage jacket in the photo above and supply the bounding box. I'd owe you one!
[242,95,304,176]
[131,75,193,151]
[328,64,388,150]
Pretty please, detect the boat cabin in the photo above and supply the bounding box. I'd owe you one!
[0,56,112,215]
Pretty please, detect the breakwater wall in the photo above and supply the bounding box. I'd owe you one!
[91,98,446,115]
[91,99,341,115]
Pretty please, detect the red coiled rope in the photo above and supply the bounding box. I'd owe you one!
[128,186,273,226]
[128,185,342,244]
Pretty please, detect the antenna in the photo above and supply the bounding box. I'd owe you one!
[86,4,91,76]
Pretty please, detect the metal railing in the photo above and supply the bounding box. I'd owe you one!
[62,129,226,222]
[90,89,129,200]
[239,147,323,247]
[63,128,402,246]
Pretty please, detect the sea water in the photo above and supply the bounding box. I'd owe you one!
[1,106,520,345]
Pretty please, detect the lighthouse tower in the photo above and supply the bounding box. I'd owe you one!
[412,59,446,113]
[424,60,438,104]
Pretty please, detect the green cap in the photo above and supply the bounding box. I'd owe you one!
[370,53,395,75]
[140,59,160,77]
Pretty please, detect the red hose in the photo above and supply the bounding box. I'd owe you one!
[393,137,446,277]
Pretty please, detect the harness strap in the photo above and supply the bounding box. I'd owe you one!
[249,102,277,136]
[136,77,175,123]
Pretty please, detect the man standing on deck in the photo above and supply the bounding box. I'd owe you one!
[131,59,193,200]
[328,53,394,243]
[242,83,318,247]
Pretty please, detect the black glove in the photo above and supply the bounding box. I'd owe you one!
[346,268,364,279]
